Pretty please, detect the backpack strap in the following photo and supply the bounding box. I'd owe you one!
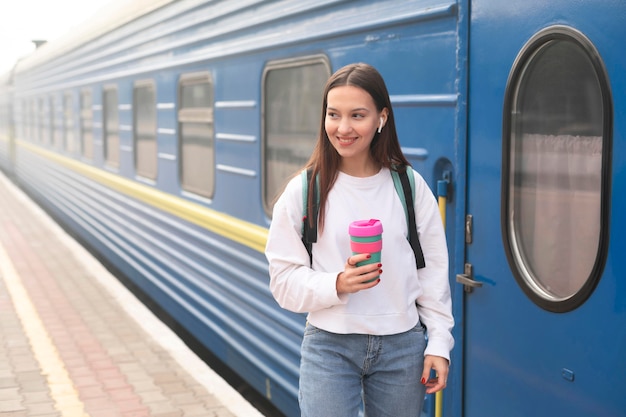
[301,168,318,265]
[393,166,426,269]
[391,169,409,226]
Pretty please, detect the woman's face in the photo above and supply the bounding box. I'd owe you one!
[325,85,386,170]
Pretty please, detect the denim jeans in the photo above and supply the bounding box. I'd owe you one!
[299,322,426,417]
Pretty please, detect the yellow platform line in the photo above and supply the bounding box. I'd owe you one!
[0,241,90,417]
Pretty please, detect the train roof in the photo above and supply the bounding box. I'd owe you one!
[14,0,176,74]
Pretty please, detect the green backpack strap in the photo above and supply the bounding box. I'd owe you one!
[301,168,309,228]
[391,169,409,227]
[392,165,425,269]
[301,168,318,265]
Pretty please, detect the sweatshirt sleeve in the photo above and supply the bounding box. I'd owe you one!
[412,170,455,361]
[265,176,347,313]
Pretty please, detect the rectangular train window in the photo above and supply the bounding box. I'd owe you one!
[16,100,24,141]
[22,100,29,141]
[80,89,94,159]
[28,100,35,142]
[38,97,47,144]
[133,81,157,180]
[103,86,120,168]
[29,99,36,142]
[178,72,214,198]
[0,100,8,144]
[262,56,330,216]
[63,93,75,153]
[48,96,56,147]
[23,100,33,142]
[52,95,62,149]
[0,102,6,140]
[19,100,26,141]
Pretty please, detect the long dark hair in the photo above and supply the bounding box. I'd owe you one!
[305,63,410,232]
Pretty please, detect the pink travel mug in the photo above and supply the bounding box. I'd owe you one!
[349,219,383,281]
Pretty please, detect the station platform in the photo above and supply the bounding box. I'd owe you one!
[0,172,266,417]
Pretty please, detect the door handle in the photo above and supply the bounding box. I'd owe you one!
[456,263,483,293]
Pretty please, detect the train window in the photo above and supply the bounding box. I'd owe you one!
[178,72,214,198]
[0,102,7,142]
[502,26,612,312]
[38,97,47,144]
[133,81,157,180]
[28,100,35,142]
[16,100,24,141]
[63,93,75,153]
[103,86,120,168]
[30,100,36,142]
[22,100,28,141]
[262,56,330,216]
[80,89,94,159]
[48,96,55,147]
[53,96,62,149]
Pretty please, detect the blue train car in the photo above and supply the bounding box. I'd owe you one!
[0,1,624,416]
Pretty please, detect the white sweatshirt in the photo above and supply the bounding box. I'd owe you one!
[265,167,454,360]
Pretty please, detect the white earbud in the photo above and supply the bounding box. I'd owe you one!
[378,117,384,133]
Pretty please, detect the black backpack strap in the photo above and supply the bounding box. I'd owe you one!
[301,167,319,265]
[398,168,426,269]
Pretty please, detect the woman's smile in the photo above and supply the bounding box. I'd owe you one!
[337,136,357,145]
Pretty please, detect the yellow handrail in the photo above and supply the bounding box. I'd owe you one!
[435,178,449,417]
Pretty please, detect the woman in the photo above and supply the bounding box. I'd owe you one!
[265,63,454,417]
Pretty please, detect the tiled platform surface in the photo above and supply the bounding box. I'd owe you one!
[0,172,265,417]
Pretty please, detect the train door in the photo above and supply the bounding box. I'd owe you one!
[460,1,625,416]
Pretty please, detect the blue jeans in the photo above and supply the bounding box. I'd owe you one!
[299,322,426,417]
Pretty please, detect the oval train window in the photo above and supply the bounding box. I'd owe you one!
[502,26,612,312]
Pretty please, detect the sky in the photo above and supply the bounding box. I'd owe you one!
[0,0,115,74]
